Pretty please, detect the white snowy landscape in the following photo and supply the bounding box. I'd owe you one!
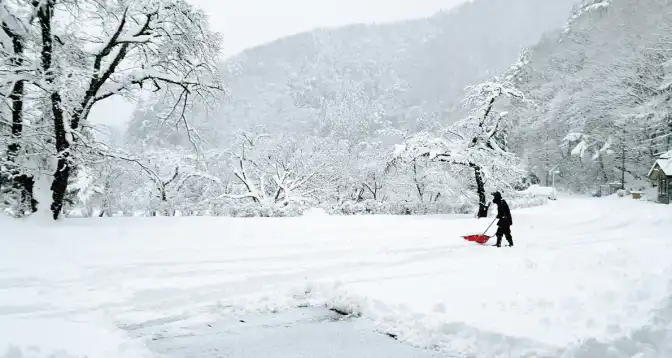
[2,0,672,357]
[2,195,672,357]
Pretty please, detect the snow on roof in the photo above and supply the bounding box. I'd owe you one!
[648,155,672,177]
[659,159,672,176]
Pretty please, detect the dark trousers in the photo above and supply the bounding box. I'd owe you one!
[495,225,513,247]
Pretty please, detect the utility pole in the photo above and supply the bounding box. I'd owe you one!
[667,115,671,152]
[621,127,626,190]
[549,164,560,190]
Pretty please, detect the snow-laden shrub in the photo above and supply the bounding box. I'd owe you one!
[1,187,21,218]
[334,200,389,215]
[217,201,310,218]
[329,199,477,216]
[303,207,329,216]
[509,196,548,210]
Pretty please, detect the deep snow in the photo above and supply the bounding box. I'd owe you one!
[1,196,671,357]
[134,307,444,358]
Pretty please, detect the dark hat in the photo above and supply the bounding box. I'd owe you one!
[492,191,502,199]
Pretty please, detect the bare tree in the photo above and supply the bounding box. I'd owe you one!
[32,0,222,219]
[1,2,37,215]
[390,51,532,217]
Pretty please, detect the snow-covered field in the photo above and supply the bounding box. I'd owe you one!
[1,196,671,357]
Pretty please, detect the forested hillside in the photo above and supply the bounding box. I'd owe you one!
[394,0,672,207]
[113,0,577,218]
[211,0,576,138]
[8,0,670,219]
[129,0,576,146]
[507,0,672,191]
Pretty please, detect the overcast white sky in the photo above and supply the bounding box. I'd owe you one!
[188,0,469,57]
[94,0,468,127]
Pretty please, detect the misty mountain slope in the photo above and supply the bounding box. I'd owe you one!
[116,0,583,218]
[213,0,578,140]
[507,0,672,191]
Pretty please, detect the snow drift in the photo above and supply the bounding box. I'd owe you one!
[1,197,671,357]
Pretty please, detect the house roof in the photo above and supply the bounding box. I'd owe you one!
[648,154,672,178]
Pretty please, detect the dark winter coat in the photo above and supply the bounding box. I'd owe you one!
[494,198,513,227]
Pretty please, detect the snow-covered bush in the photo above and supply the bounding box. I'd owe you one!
[509,195,548,210]
[518,185,558,200]
[329,199,477,216]
[303,208,329,217]
[215,201,311,218]
[217,130,337,211]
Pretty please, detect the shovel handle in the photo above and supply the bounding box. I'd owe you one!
[483,217,497,236]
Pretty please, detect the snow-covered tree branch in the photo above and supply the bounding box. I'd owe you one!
[389,51,532,217]
[11,0,224,219]
[219,130,336,213]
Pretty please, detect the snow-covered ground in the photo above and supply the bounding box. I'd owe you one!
[1,196,671,357]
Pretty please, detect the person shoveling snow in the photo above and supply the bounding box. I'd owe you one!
[462,192,514,246]
[492,191,513,247]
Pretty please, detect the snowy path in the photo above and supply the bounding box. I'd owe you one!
[1,197,671,357]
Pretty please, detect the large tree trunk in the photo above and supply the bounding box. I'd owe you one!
[49,89,70,219]
[412,160,424,201]
[50,136,70,220]
[3,22,37,214]
[473,164,488,218]
[37,1,70,219]
[8,79,25,163]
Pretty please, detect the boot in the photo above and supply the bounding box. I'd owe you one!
[494,236,502,247]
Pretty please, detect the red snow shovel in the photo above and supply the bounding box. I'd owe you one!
[463,218,497,244]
